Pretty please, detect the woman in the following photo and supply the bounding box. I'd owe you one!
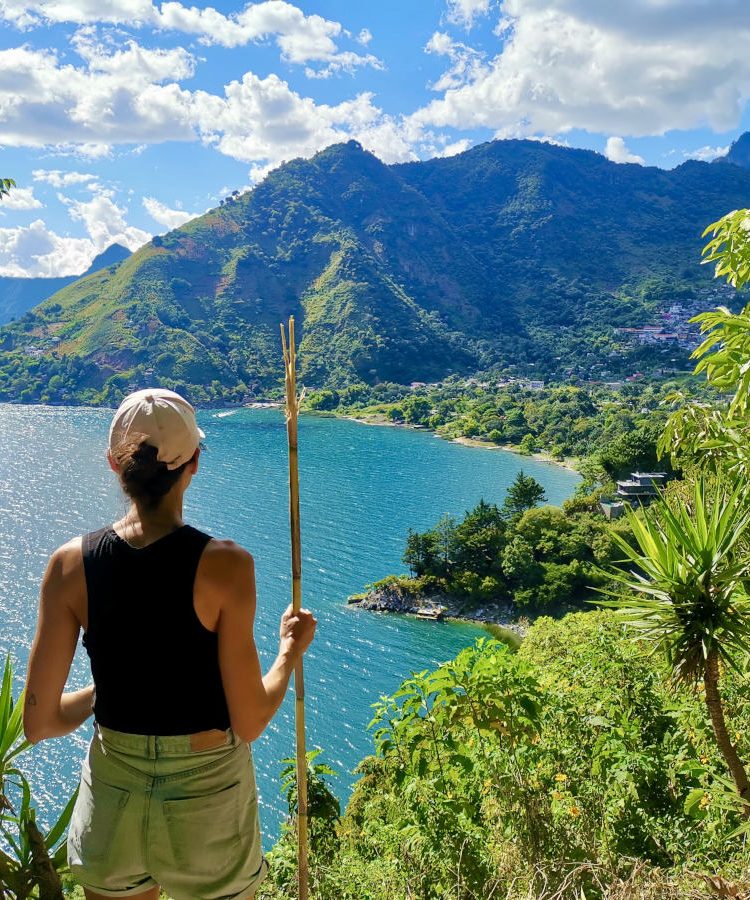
[23,387,317,900]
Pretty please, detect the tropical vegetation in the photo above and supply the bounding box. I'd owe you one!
[361,474,630,614]
[6,204,750,898]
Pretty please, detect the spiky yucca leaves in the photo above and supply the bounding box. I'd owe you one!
[599,477,750,812]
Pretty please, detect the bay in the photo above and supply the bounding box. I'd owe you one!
[0,404,580,844]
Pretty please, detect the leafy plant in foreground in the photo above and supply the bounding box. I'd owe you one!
[0,653,77,898]
[599,478,750,814]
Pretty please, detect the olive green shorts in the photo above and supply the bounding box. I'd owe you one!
[67,722,268,899]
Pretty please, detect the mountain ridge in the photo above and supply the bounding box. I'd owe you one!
[0,138,748,405]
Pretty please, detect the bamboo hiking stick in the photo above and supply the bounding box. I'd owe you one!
[280,316,309,900]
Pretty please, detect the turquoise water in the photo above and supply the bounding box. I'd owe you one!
[0,404,579,843]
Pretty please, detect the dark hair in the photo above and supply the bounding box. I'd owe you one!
[111,435,190,509]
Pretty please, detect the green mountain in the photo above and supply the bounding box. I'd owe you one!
[0,243,131,326]
[1,138,749,406]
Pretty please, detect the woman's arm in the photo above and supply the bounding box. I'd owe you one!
[23,538,95,744]
[202,540,316,743]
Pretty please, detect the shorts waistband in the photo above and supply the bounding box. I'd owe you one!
[94,721,238,757]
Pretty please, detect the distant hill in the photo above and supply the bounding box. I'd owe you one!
[0,139,748,406]
[0,243,131,325]
[715,132,750,170]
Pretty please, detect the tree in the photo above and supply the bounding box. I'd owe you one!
[0,178,15,200]
[598,422,663,480]
[433,513,458,579]
[702,208,750,289]
[452,499,505,576]
[602,211,750,815]
[660,208,750,478]
[502,471,547,520]
[403,528,437,576]
[600,479,750,814]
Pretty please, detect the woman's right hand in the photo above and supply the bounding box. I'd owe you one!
[279,604,317,660]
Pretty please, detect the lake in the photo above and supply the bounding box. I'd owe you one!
[0,404,579,844]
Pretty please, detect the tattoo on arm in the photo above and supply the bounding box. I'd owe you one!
[26,692,37,706]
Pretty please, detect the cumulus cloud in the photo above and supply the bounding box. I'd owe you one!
[425,31,486,91]
[437,138,471,157]
[357,27,372,45]
[32,168,97,187]
[0,219,96,276]
[0,0,382,75]
[0,183,150,276]
[684,144,730,162]
[192,72,418,164]
[604,136,644,165]
[412,0,750,139]
[446,0,492,27]
[0,38,411,165]
[143,196,196,229]
[65,191,151,251]
[71,28,197,81]
[0,186,43,210]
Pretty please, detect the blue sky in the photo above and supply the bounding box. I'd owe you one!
[1,0,749,276]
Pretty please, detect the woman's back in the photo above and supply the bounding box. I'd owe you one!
[82,523,231,735]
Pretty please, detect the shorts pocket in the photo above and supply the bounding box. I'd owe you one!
[68,774,131,864]
[163,780,241,874]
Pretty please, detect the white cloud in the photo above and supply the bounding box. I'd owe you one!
[0,186,43,210]
[0,219,95,276]
[425,31,486,91]
[71,29,197,81]
[32,168,97,187]
[143,196,195,229]
[684,144,730,162]
[357,27,372,46]
[304,50,383,80]
[0,40,410,165]
[66,191,151,251]
[524,134,570,147]
[412,0,750,140]
[0,1,382,75]
[192,72,418,165]
[437,138,471,157]
[0,182,152,276]
[446,0,492,27]
[604,136,644,165]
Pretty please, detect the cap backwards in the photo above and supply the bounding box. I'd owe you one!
[108,388,205,470]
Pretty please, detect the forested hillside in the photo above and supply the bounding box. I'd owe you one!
[1,138,749,405]
[0,243,131,326]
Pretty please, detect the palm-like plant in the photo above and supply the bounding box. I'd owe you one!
[599,477,750,813]
[0,654,77,898]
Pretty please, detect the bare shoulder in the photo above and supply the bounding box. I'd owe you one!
[45,536,83,582]
[41,536,85,616]
[198,539,255,588]
[202,538,254,568]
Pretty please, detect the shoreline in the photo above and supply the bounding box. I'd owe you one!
[347,587,528,636]
[318,409,581,474]
[448,435,580,473]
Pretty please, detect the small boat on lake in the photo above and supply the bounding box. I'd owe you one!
[416,607,445,621]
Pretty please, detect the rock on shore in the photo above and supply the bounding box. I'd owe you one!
[348,585,526,635]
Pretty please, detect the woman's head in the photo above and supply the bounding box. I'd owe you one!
[110,436,192,508]
[107,388,204,509]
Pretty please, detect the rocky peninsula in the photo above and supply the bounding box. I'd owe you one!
[348,581,528,636]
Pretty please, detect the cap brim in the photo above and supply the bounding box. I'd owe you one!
[197,426,206,439]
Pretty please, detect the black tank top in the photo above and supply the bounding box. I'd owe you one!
[81,524,231,735]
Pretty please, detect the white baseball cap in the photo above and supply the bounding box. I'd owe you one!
[108,388,205,470]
